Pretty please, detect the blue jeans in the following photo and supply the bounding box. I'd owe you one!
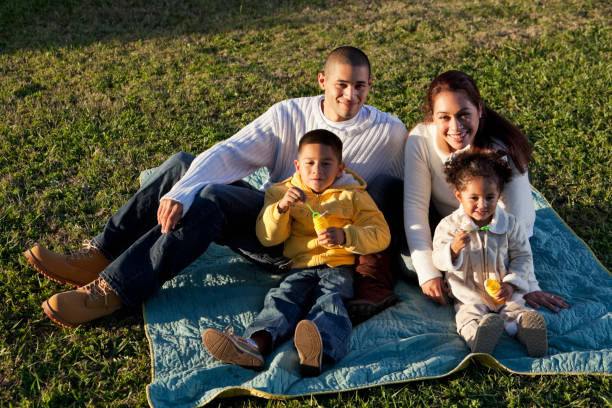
[244,265,354,362]
[94,152,289,307]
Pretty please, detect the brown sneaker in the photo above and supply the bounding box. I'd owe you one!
[42,277,122,328]
[202,326,265,371]
[471,314,504,354]
[517,311,548,357]
[294,320,323,377]
[25,242,110,287]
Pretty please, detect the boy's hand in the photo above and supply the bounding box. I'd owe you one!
[317,227,346,247]
[277,187,306,213]
[450,230,470,261]
[495,282,514,302]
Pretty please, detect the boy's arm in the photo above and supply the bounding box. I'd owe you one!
[503,218,533,293]
[256,185,292,247]
[341,192,390,255]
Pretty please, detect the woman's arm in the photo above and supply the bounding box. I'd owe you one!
[403,129,451,304]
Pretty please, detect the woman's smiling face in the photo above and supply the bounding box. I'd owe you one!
[432,90,482,154]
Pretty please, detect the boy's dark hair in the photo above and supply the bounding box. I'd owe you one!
[444,150,513,193]
[324,46,371,76]
[298,129,343,162]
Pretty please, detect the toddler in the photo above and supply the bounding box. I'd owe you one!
[202,129,390,375]
[432,151,547,357]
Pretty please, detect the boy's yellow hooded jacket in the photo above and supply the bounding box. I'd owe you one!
[256,169,391,269]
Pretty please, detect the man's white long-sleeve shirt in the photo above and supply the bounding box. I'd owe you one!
[162,95,407,216]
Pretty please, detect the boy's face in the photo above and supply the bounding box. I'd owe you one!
[454,176,500,227]
[318,62,372,122]
[294,143,345,193]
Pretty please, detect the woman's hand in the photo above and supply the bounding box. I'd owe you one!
[524,291,569,313]
[317,227,346,247]
[421,277,451,306]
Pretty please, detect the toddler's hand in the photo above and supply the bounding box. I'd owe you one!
[496,282,514,302]
[317,227,346,247]
[277,187,306,213]
[450,230,470,261]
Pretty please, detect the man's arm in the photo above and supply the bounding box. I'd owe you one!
[158,104,281,232]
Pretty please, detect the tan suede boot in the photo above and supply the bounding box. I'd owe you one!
[25,242,110,287]
[42,277,122,328]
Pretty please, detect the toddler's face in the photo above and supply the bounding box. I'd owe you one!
[294,143,344,193]
[454,176,500,227]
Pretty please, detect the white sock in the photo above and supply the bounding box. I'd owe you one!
[504,321,518,336]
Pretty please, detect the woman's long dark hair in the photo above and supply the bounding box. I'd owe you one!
[423,70,532,173]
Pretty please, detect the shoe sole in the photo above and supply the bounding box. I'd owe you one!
[472,314,504,354]
[518,311,547,357]
[202,329,264,371]
[294,320,322,377]
[42,299,79,329]
[25,249,85,287]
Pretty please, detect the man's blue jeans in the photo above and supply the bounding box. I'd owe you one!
[244,265,354,363]
[92,152,405,308]
[94,152,288,307]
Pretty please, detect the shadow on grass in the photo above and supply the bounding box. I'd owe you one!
[0,0,327,53]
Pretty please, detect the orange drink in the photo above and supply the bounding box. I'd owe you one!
[485,279,505,304]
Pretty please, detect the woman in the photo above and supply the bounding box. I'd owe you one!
[404,70,568,312]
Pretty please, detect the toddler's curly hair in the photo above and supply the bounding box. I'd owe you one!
[444,150,513,192]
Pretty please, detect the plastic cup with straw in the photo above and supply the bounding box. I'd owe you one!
[305,203,330,236]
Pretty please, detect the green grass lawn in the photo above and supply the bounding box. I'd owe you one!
[1,0,610,406]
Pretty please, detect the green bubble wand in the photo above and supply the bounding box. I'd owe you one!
[464,225,490,233]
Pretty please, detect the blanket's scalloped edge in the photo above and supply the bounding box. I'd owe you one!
[145,352,611,408]
[143,186,612,408]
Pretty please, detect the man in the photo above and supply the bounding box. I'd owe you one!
[25,46,407,328]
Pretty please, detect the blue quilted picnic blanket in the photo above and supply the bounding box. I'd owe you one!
[142,169,611,408]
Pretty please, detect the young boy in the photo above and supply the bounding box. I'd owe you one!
[202,129,391,376]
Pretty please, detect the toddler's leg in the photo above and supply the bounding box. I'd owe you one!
[456,303,503,354]
[501,302,547,357]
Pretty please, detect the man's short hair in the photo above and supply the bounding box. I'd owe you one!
[298,129,343,162]
[323,46,371,76]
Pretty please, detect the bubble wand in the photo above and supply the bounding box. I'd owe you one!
[464,225,490,233]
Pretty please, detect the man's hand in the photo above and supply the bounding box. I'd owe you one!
[524,290,569,313]
[421,277,451,306]
[496,282,514,303]
[317,227,346,247]
[277,187,306,213]
[157,198,184,233]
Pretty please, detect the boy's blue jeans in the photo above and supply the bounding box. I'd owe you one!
[244,265,354,363]
[94,152,289,307]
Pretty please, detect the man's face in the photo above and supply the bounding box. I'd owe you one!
[318,62,372,122]
[294,143,345,193]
